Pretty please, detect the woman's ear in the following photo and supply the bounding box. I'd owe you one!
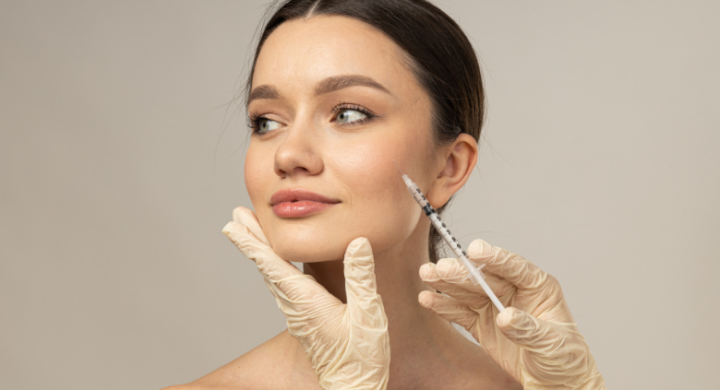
[425,133,478,208]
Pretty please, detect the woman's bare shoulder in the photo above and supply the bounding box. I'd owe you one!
[161,330,321,390]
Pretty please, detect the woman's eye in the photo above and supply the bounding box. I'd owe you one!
[256,118,281,134]
[336,109,367,124]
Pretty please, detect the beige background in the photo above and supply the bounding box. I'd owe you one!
[1,1,718,389]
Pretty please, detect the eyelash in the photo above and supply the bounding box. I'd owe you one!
[247,103,376,136]
[332,102,375,125]
[246,113,264,133]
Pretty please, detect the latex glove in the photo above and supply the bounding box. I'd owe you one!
[418,239,605,390]
[222,207,390,390]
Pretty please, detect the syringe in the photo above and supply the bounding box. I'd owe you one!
[395,162,505,312]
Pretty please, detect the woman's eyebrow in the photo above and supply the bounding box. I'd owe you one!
[247,75,391,106]
[314,75,391,96]
[247,85,280,105]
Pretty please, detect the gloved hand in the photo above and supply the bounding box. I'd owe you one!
[418,239,605,390]
[222,207,390,390]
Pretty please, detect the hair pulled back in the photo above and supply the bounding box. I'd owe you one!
[246,0,485,263]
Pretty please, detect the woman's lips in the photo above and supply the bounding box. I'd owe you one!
[272,200,335,218]
[270,188,340,218]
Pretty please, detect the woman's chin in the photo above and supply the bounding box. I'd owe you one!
[264,225,357,263]
[262,220,412,263]
[271,243,346,264]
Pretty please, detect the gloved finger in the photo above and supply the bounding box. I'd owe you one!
[344,238,388,330]
[223,222,331,305]
[232,206,270,246]
[222,221,302,280]
[468,239,548,291]
[418,291,478,337]
[419,262,489,309]
[435,257,516,298]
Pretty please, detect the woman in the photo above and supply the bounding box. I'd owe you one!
[167,0,605,389]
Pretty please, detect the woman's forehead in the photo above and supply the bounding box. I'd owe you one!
[251,15,417,96]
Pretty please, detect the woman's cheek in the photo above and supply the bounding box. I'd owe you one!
[244,144,280,247]
[330,140,421,251]
[357,204,420,254]
[244,145,269,206]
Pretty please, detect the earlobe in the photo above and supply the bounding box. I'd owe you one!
[425,134,478,208]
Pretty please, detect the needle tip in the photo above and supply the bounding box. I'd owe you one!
[392,160,405,175]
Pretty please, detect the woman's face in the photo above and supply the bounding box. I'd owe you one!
[245,15,441,263]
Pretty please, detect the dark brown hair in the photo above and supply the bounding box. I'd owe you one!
[246,0,485,263]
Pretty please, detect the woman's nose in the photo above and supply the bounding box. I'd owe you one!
[273,123,324,178]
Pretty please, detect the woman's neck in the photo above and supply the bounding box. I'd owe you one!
[302,223,489,389]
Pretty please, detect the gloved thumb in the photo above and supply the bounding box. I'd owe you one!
[343,238,387,330]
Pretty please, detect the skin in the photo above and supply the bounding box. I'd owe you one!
[164,15,521,390]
